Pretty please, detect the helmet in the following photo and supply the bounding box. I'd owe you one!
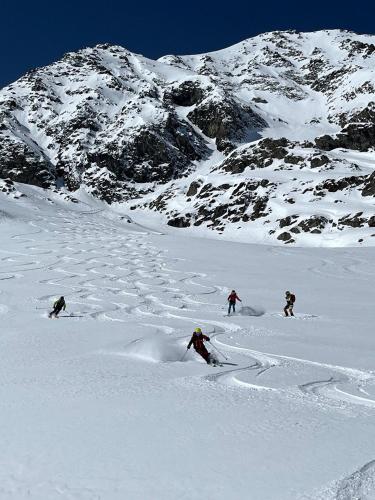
[286,291,290,295]
[232,290,235,293]
[195,327,202,333]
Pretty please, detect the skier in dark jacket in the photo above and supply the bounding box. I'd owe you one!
[227,290,242,315]
[49,296,66,318]
[187,328,211,363]
[284,291,295,317]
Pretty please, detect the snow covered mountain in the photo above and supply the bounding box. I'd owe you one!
[1,29,375,245]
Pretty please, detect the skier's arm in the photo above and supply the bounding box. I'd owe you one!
[236,295,242,302]
[202,335,210,341]
[187,336,194,349]
[63,303,66,310]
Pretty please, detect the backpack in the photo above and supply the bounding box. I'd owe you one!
[290,293,296,303]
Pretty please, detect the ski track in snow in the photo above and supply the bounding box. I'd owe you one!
[1,208,374,416]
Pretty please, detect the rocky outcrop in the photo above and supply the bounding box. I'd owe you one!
[217,138,290,173]
[0,134,54,188]
[167,216,191,228]
[339,213,367,228]
[315,123,375,152]
[362,171,375,196]
[187,97,266,149]
[297,215,329,233]
[87,117,208,184]
[277,231,294,242]
[164,81,205,106]
[314,176,365,194]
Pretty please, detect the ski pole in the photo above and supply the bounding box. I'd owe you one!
[180,349,188,362]
[209,341,228,360]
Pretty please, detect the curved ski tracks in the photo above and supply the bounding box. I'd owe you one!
[2,209,375,412]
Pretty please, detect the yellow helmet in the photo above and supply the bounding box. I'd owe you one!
[195,327,202,333]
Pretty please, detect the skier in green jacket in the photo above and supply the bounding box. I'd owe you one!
[49,296,66,318]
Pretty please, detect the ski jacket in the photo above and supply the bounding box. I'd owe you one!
[286,293,295,304]
[228,292,241,303]
[54,298,66,310]
[188,332,210,350]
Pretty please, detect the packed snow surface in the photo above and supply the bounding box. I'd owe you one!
[0,184,375,499]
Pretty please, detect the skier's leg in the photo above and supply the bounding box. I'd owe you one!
[198,347,210,364]
[284,305,289,316]
[233,303,236,314]
[290,305,294,316]
[203,350,211,364]
[228,303,231,315]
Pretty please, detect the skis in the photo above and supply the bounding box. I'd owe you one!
[59,315,83,318]
[49,314,83,318]
[209,361,238,368]
[208,355,222,367]
[210,361,223,367]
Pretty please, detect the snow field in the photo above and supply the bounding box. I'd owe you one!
[0,187,375,498]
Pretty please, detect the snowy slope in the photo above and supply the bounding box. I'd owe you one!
[1,183,375,498]
[0,30,375,245]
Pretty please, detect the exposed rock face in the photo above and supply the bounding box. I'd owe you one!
[0,134,54,188]
[277,231,293,242]
[315,123,375,152]
[164,81,205,106]
[1,29,375,245]
[218,138,290,173]
[0,178,26,198]
[187,97,266,148]
[314,176,365,193]
[167,216,191,228]
[339,213,367,228]
[85,115,208,185]
[298,216,329,233]
[362,171,375,196]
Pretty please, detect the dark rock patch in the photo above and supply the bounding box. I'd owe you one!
[167,216,191,228]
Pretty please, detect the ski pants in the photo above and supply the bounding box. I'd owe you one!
[284,302,294,316]
[228,301,236,315]
[49,306,63,318]
[195,346,210,364]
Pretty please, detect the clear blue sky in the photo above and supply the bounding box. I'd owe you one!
[1,0,374,88]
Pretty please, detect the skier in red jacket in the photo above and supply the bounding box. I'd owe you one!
[187,328,211,363]
[227,290,242,315]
